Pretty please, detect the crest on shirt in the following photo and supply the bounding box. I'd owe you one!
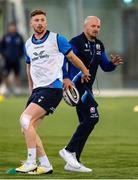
[96,44,101,50]
[96,44,101,55]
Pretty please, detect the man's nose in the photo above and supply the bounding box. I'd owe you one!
[94,27,99,32]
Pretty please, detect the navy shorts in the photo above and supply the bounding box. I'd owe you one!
[26,87,63,115]
[4,59,20,76]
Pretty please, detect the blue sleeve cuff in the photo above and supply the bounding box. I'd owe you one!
[24,46,30,64]
[57,34,72,55]
[62,57,70,79]
[100,52,116,71]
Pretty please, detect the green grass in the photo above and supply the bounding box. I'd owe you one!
[0,96,138,179]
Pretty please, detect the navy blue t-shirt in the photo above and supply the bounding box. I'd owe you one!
[0,32,24,62]
[63,32,116,88]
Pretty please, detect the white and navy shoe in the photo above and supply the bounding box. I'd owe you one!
[64,163,92,172]
[59,148,81,168]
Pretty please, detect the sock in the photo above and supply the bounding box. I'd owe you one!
[27,148,36,164]
[38,155,51,167]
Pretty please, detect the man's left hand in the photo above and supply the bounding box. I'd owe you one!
[110,54,124,66]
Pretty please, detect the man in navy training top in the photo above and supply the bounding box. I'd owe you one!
[0,22,24,95]
[59,16,123,172]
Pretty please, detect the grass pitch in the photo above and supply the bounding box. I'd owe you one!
[0,96,138,179]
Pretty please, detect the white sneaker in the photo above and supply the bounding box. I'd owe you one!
[16,162,37,173]
[59,148,81,168]
[28,165,53,175]
[64,163,92,172]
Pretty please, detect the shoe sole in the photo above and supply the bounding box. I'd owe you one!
[46,169,53,174]
[16,167,37,173]
[28,169,53,175]
[64,168,92,173]
[64,164,92,173]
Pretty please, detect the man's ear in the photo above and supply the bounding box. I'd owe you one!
[30,19,33,27]
[46,21,48,28]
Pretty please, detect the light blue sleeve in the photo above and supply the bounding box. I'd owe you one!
[24,46,30,64]
[57,34,72,55]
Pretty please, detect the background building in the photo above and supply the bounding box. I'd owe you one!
[0,0,138,90]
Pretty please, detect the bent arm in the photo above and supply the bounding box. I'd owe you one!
[100,52,116,72]
[66,50,89,75]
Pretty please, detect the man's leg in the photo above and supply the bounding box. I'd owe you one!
[32,118,52,168]
[59,105,98,169]
[60,89,99,171]
[65,105,99,161]
[22,104,45,149]
[13,62,21,95]
[16,103,46,172]
[61,105,98,172]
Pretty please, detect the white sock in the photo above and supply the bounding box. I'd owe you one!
[38,155,51,167]
[27,148,36,164]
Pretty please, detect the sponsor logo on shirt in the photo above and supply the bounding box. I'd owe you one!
[34,45,44,49]
[32,50,49,61]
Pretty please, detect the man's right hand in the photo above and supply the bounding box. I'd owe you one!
[81,69,91,83]
[63,78,74,90]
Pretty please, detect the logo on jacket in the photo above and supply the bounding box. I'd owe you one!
[96,44,101,55]
[85,43,88,48]
[96,44,101,50]
[84,43,90,52]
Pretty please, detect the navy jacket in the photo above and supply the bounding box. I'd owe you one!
[0,32,24,62]
[63,32,116,89]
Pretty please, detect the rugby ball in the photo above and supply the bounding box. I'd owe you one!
[63,86,80,106]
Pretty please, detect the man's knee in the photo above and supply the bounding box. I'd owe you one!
[20,114,32,130]
[81,116,99,131]
[90,114,99,125]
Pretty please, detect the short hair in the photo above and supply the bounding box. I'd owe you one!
[84,16,100,25]
[30,9,46,18]
[8,22,16,26]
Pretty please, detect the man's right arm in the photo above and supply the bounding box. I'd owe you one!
[24,45,33,94]
[62,57,74,89]
[26,64,33,95]
[66,50,90,83]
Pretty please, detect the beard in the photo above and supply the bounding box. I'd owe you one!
[89,31,98,40]
[34,25,45,34]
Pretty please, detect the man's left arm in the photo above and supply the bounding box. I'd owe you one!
[62,57,74,89]
[100,52,123,72]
